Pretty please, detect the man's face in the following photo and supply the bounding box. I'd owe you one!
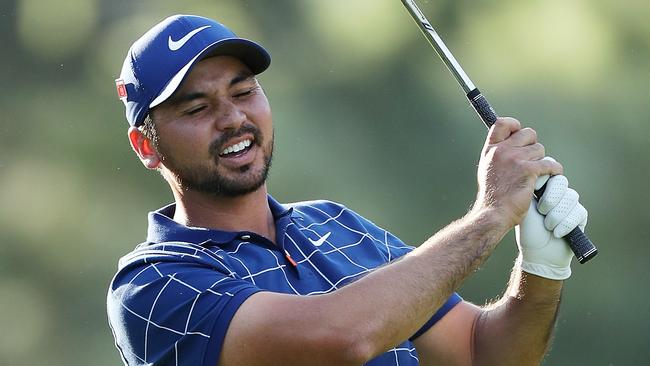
[149,56,274,197]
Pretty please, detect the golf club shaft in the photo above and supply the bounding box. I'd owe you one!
[401,0,598,264]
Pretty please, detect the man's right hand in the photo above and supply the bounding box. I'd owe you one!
[219,117,567,366]
[473,117,564,232]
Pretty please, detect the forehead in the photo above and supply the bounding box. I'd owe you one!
[179,55,253,91]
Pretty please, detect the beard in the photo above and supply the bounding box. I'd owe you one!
[157,124,274,198]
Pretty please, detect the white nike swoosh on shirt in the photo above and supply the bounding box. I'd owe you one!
[308,232,331,247]
[168,25,212,51]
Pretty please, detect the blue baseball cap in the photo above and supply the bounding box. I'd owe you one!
[116,15,271,127]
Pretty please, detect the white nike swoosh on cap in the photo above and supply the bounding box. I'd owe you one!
[168,25,212,51]
[308,232,331,247]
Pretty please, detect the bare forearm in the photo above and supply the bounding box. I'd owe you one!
[473,262,563,366]
[221,118,562,365]
[321,208,509,361]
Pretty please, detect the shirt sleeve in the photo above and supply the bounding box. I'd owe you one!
[339,204,464,336]
[410,292,463,341]
[107,243,262,366]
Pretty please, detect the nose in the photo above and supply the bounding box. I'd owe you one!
[213,98,246,131]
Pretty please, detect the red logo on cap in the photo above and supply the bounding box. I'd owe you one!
[115,78,127,99]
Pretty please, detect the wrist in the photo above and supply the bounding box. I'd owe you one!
[466,205,514,241]
[517,254,571,281]
[506,258,564,302]
[467,205,515,235]
[520,260,571,281]
[471,189,526,230]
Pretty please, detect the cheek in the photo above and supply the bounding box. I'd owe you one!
[250,97,272,128]
[158,125,211,159]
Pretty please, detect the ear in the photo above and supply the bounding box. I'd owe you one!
[128,127,161,170]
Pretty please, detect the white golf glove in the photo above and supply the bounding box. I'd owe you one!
[515,169,588,280]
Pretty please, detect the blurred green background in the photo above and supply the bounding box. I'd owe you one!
[1,0,648,364]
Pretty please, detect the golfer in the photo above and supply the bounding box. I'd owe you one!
[108,15,588,366]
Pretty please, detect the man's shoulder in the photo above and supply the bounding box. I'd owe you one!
[113,240,228,281]
[283,199,381,231]
[285,198,347,212]
[284,199,360,221]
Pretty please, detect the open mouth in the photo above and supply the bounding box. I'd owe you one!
[219,138,253,158]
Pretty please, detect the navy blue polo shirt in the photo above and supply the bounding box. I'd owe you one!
[107,196,462,365]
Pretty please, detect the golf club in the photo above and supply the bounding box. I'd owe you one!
[401,0,598,264]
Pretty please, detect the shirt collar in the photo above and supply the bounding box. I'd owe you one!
[146,195,295,245]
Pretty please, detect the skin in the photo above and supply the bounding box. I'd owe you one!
[129,55,565,366]
[129,56,277,238]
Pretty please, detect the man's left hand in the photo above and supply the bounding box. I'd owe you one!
[515,162,588,280]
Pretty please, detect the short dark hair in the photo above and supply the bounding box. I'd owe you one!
[141,114,159,146]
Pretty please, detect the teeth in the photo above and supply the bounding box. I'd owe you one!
[221,139,252,155]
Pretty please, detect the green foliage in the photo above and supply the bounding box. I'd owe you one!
[1,0,648,364]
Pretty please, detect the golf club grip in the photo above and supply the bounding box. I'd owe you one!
[466,88,598,264]
[467,88,498,128]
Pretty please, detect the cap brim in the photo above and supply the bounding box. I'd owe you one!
[149,38,270,109]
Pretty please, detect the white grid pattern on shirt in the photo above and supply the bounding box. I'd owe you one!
[298,205,412,249]
[113,203,420,365]
[115,242,247,365]
[298,225,372,271]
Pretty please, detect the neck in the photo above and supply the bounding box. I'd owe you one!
[170,185,276,243]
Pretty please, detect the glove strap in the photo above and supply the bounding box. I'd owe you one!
[519,256,572,281]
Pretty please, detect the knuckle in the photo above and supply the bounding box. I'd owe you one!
[493,145,514,162]
[527,128,538,141]
[507,117,521,127]
[493,118,507,130]
[496,117,520,129]
[545,159,563,173]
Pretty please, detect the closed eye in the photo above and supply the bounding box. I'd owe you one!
[234,88,256,98]
[185,105,207,115]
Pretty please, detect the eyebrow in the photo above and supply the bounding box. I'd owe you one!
[167,70,256,106]
[230,70,255,86]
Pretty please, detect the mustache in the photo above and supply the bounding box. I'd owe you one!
[208,124,262,157]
